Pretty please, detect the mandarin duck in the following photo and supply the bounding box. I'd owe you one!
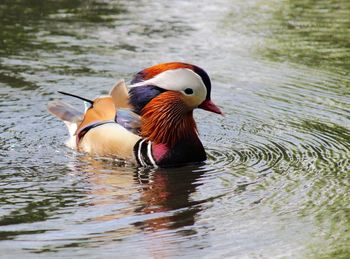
[48,62,222,167]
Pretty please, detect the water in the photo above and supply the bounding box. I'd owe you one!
[1,0,349,258]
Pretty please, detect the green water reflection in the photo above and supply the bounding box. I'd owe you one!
[264,2,350,255]
[0,0,124,53]
[262,0,350,72]
[259,0,350,258]
[0,0,124,89]
[263,2,350,256]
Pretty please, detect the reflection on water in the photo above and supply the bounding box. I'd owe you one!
[263,0,350,72]
[18,157,206,257]
[0,0,349,258]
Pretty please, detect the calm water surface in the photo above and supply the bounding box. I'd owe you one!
[1,0,349,258]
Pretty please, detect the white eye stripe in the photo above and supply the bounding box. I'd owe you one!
[129,68,207,102]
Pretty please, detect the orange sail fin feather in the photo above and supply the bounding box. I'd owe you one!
[77,96,116,133]
[77,80,130,133]
[109,79,130,108]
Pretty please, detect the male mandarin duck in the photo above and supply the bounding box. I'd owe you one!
[48,62,222,167]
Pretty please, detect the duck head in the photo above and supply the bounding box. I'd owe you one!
[129,62,222,115]
[129,62,222,166]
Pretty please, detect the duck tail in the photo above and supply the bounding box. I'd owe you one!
[47,100,83,137]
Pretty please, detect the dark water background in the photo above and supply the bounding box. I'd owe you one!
[0,0,349,258]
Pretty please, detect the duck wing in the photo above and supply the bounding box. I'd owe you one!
[116,108,141,134]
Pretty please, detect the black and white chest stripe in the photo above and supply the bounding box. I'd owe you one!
[133,139,157,167]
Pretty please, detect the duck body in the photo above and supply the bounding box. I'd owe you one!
[48,62,222,167]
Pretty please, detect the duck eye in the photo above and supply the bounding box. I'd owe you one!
[184,88,194,95]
